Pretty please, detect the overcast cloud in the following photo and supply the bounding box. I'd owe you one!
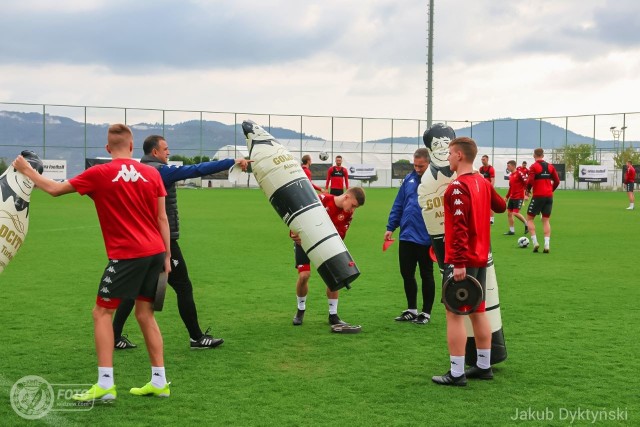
[1,0,639,133]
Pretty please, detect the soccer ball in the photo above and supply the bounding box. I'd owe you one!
[319,151,329,161]
[517,237,530,248]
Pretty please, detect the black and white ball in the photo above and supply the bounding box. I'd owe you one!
[319,152,329,161]
[517,237,530,248]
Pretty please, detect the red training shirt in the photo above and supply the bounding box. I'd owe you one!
[625,165,636,184]
[479,165,495,183]
[319,193,353,239]
[506,169,527,199]
[526,159,560,198]
[69,158,167,260]
[326,166,349,190]
[302,165,323,192]
[444,173,506,268]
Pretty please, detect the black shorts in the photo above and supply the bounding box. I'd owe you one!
[507,198,524,212]
[625,182,635,192]
[98,253,165,302]
[442,265,487,313]
[294,243,311,271]
[329,188,344,196]
[527,197,553,218]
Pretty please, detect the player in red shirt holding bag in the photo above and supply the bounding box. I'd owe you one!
[432,137,506,386]
[504,160,529,235]
[525,148,560,253]
[291,187,365,328]
[624,160,636,210]
[13,124,172,401]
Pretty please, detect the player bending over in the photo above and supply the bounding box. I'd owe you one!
[291,187,365,329]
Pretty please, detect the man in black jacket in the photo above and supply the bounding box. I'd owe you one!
[113,135,249,350]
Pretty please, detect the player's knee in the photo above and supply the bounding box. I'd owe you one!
[298,270,311,283]
[92,303,115,320]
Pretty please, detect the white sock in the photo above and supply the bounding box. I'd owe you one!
[544,237,550,248]
[98,367,114,389]
[477,349,491,369]
[408,308,418,315]
[630,203,635,208]
[509,226,514,232]
[328,299,338,315]
[297,296,307,311]
[450,356,465,377]
[531,235,538,246]
[151,366,166,388]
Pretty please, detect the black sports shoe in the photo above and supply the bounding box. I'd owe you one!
[412,312,430,325]
[464,365,494,380]
[114,334,137,350]
[293,309,305,326]
[524,225,529,234]
[328,314,348,326]
[394,310,417,322]
[533,244,540,253]
[190,327,224,350]
[432,371,467,386]
[503,231,515,235]
[543,247,550,254]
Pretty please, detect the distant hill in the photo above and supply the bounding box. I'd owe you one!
[0,110,634,176]
[370,119,626,149]
[0,111,322,175]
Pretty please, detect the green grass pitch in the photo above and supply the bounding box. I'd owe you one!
[0,188,637,426]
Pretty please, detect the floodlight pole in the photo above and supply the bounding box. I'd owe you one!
[426,0,434,127]
[611,126,628,188]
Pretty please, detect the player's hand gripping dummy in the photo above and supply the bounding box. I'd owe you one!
[0,150,44,274]
[417,124,507,366]
[241,120,360,291]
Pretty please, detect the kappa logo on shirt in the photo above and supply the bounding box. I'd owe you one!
[454,199,463,205]
[451,180,460,185]
[452,189,462,195]
[112,164,149,183]
[454,209,464,216]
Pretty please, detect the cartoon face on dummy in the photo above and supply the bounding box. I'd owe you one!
[2,150,43,203]
[422,123,456,170]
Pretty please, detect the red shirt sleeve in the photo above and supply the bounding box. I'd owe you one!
[551,166,560,191]
[491,186,507,213]
[343,167,349,189]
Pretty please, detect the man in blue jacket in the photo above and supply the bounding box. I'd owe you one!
[112,135,250,350]
[384,148,435,325]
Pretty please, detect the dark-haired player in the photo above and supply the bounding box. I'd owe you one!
[504,160,528,235]
[525,148,560,253]
[325,155,349,195]
[292,187,365,327]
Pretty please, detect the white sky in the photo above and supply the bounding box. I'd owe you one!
[1,0,639,135]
